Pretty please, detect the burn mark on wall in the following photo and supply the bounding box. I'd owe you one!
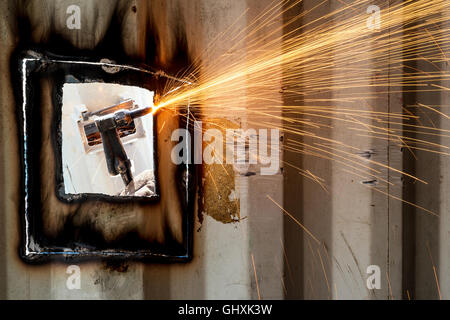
[7,0,241,265]
[10,0,202,263]
[13,49,197,262]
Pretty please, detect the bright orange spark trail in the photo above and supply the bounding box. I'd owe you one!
[156,0,450,111]
[153,0,450,217]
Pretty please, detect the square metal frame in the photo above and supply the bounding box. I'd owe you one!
[13,48,195,263]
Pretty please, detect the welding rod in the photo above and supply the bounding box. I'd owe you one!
[127,105,154,119]
[112,105,153,127]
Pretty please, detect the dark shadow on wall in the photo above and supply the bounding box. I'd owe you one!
[402,61,441,300]
[142,0,205,299]
[282,0,334,299]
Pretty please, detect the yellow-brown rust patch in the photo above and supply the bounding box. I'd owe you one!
[200,118,240,224]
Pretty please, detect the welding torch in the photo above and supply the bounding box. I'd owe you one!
[94,104,153,187]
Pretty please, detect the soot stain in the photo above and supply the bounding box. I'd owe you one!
[11,3,200,264]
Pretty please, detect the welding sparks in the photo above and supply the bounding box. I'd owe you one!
[155,0,450,220]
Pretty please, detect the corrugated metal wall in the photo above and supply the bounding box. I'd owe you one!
[0,0,449,300]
